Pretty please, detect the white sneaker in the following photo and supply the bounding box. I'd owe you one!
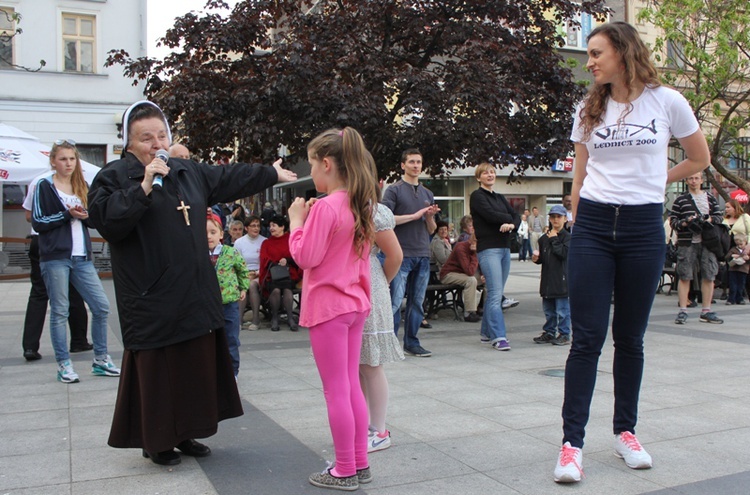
[501,297,519,310]
[614,432,652,469]
[367,428,391,453]
[57,359,80,383]
[92,355,121,377]
[554,442,583,483]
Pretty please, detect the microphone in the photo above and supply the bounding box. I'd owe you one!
[153,149,169,189]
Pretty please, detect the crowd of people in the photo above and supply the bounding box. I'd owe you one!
[15,20,750,491]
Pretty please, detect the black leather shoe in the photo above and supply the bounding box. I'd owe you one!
[464,312,481,323]
[420,320,433,329]
[23,349,42,361]
[176,439,211,457]
[70,342,94,353]
[142,449,181,465]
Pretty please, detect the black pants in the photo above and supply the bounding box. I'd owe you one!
[22,235,89,352]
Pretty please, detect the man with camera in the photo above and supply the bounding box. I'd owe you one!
[669,172,724,325]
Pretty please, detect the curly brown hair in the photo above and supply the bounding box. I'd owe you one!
[577,22,661,142]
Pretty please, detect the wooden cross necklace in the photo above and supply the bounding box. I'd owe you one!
[177,199,191,225]
[174,188,191,226]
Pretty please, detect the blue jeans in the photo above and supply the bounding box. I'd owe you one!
[40,257,110,362]
[519,238,532,261]
[223,301,241,376]
[562,198,665,448]
[728,271,747,304]
[542,297,570,336]
[477,248,511,343]
[390,256,429,350]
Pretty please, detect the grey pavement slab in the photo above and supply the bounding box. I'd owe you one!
[1,260,749,494]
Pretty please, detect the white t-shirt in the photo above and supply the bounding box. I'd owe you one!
[571,85,700,205]
[56,190,86,256]
[233,234,266,271]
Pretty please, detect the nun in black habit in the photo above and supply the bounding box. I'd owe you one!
[87,100,297,465]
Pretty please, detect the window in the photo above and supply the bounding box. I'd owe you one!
[556,11,609,51]
[77,144,106,167]
[420,178,465,232]
[62,13,95,73]
[666,40,686,69]
[0,6,14,69]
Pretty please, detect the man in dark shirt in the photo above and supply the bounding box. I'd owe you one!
[382,149,439,357]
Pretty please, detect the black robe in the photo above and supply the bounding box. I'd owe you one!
[88,152,277,350]
[87,152,277,452]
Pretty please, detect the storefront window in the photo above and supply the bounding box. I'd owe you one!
[420,178,464,233]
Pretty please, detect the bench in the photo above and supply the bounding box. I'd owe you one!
[658,265,677,295]
[423,261,464,321]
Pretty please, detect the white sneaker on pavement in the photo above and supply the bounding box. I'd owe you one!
[554,442,583,483]
[367,428,391,453]
[614,431,652,469]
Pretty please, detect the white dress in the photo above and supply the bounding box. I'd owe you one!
[360,205,405,366]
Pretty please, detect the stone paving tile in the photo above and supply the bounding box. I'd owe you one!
[2,261,749,494]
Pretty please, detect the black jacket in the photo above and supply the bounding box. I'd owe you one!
[469,187,521,252]
[87,152,277,350]
[32,176,93,262]
[534,229,570,298]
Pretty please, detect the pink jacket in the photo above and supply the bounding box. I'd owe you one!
[289,191,371,327]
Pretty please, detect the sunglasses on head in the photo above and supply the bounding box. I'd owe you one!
[54,139,76,146]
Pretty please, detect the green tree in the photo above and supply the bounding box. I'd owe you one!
[639,0,750,199]
[108,0,607,178]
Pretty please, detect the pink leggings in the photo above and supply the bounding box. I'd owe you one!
[309,311,369,477]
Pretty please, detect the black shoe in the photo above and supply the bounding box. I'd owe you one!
[404,345,432,357]
[142,449,181,465]
[176,439,211,457]
[289,319,299,332]
[463,312,481,323]
[70,342,93,353]
[533,332,556,344]
[23,349,42,361]
[420,320,433,329]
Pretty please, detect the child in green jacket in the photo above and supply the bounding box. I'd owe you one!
[208,213,249,377]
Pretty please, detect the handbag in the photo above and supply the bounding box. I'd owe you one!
[269,264,291,283]
[701,221,730,260]
[268,264,292,290]
[686,195,729,259]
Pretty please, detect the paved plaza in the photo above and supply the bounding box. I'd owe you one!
[1,260,749,495]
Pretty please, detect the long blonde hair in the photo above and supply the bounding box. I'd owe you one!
[50,142,88,208]
[578,22,661,142]
[307,127,378,257]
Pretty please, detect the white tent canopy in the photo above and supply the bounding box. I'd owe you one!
[0,123,101,184]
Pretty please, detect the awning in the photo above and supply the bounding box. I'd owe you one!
[273,175,313,189]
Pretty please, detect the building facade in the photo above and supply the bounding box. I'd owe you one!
[0,0,146,236]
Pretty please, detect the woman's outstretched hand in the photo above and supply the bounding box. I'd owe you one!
[273,159,297,183]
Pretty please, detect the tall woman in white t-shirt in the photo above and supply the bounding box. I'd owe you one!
[553,22,710,483]
[32,141,119,384]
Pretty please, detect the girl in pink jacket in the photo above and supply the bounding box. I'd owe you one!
[288,127,379,491]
